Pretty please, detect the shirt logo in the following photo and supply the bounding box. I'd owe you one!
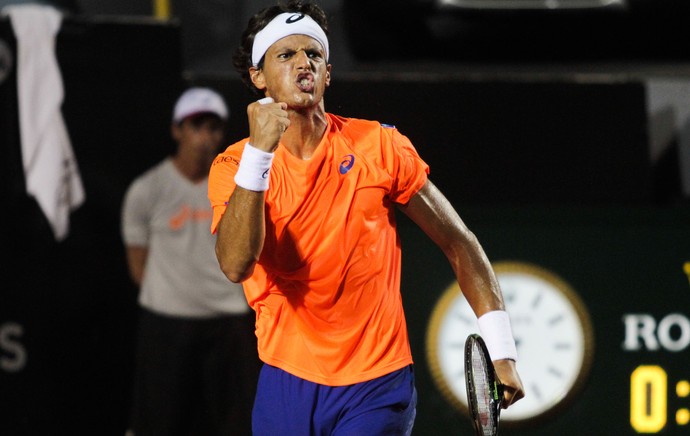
[339,154,355,175]
[169,205,212,231]
[286,13,305,24]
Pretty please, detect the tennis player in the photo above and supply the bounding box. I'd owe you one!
[208,1,525,434]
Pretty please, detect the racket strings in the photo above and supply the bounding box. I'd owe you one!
[469,341,499,436]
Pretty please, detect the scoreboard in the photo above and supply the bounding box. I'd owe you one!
[399,205,690,435]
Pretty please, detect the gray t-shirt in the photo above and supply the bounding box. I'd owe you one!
[122,158,249,317]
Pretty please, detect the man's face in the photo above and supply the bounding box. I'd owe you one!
[173,114,225,157]
[251,34,331,109]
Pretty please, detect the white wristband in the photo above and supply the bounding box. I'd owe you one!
[234,142,274,191]
[477,310,518,362]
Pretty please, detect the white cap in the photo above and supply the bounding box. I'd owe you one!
[173,87,229,123]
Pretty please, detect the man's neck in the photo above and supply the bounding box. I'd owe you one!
[281,106,328,160]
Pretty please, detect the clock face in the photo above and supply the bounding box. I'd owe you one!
[426,261,595,425]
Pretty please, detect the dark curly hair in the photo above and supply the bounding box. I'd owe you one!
[232,0,329,96]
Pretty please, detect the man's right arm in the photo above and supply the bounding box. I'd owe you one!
[214,98,288,283]
[125,245,148,286]
[215,187,266,283]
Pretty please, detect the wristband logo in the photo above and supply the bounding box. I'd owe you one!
[262,168,270,179]
[339,154,355,174]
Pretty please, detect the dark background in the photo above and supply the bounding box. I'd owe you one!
[2,1,690,434]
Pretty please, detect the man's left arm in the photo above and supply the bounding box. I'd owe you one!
[398,179,525,407]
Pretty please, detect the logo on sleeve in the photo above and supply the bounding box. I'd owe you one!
[339,154,355,175]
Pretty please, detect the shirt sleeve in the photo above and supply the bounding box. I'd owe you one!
[383,126,430,205]
[208,144,243,234]
[121,177,151,247]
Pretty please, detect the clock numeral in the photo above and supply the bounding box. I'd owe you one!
[531,292,543,309]
[547,366,564,379]
[548,313,565,326]
[448,341,464,350]
[453,312,474,326]
[530,383,542,402]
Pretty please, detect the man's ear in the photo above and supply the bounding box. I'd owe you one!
[250,67,266,90]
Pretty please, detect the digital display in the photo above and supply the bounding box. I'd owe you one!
[629,365,690,432]
[625,306,690,433]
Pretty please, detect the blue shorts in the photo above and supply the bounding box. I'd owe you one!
[252,364,417,436]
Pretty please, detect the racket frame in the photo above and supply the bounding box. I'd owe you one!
[464,333,504,436]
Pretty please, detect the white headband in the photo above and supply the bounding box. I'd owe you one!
[252,12,329,67]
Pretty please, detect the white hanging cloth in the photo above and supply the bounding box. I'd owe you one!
[2,4,85,241]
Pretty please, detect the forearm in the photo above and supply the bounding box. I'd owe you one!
[403,181,524,404]
[125,246,148,287]
[215,187,266,283]
[443,228,504,316]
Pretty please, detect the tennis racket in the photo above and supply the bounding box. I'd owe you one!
[464,333,504,436]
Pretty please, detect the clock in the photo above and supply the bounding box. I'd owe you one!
[426,261,595,426]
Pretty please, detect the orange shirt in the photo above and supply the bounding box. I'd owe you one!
[208,114,429,385]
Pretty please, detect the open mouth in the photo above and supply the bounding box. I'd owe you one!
[296,73,315,92]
